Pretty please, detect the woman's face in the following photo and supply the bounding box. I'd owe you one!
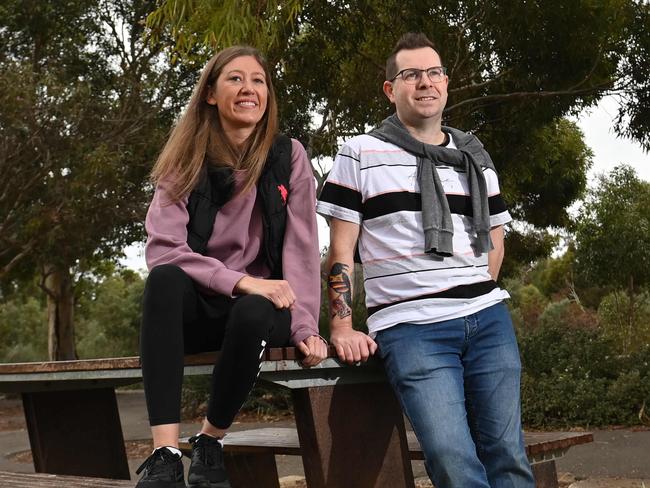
[207,55,269,135]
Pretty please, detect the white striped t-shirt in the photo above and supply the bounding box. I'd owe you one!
[317,133,512,337]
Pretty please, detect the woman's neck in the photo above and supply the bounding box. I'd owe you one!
[223,127,254,149]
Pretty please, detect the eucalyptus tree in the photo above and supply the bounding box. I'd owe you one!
[147,0,648,269]
[0,0,194,359]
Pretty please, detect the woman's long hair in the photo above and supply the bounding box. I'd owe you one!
[151,46,279,201]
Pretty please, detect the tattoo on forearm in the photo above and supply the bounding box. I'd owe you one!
[328,262,352,319]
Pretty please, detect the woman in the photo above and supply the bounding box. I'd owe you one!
[136,46,326,488]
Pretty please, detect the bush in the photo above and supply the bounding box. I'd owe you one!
[597,291,650,354]
[538,299,597,330]
[519,320,650,428]
[0,296,48,362]
[76,271,144,358]
[507,283,548,330]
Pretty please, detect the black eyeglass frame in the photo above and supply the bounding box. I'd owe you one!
[389,66,448,84]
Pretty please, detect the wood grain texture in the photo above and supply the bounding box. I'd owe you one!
[0,471,133,487]
[180,427,593,460]
[0,346,339,375]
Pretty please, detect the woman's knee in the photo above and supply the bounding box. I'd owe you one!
[143,265,191,301]
[228,294,275,337]
[146,264,189,289]
[142,264,194,324]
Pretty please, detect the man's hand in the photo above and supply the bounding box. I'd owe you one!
[297,335,329,367]
[331,327,377,364]
[234,276,296,310]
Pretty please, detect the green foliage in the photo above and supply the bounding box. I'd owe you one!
[500,228,559,280]
[0,295,48,362]
[528,248,576,298]
[75,270,145,358]
[506,283,548,330]
[147,0,303,55]
[519,319,650,428]
[0,0,196,357]
[597,291,650,355]
[499,119,592,228]
[574,165,650,294]
[537,299,597,330]
[0,0,194,279]
[147,0,650,236]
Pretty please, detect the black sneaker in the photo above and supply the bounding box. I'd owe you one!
[187,434,231,488]
[135,447,185,488]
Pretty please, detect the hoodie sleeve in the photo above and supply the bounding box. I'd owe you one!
[144,182,246,296]
[282,139,323,345]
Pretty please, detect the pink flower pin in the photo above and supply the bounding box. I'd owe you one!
[277,184,288,205]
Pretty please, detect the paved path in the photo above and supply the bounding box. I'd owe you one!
[1,391,648,486]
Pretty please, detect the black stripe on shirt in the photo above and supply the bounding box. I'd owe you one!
[364,264,482,282]
[488,194,507,214]
[367,280,498,316]
[319,182,363,213]
[362,192,508,220]
[338,152,361,163]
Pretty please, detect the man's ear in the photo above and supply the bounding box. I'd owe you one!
[383,80,395,103]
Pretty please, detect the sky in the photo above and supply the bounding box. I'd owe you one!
[573,96,649,183]
[119,96,649,271]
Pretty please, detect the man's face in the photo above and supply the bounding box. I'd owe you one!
[383,47,448,126]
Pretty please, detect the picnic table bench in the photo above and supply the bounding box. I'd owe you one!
[180,427,593,488]
[0,348,593,488]
[0,470,132,487]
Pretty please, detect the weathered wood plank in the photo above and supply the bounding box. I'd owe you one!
[0,470,133,487]
[179,427,593,461]
[0,347,339,375]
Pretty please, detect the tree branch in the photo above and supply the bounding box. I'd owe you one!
[445,82,616,113]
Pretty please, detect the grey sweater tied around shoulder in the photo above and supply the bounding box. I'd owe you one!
[368,114,496,258]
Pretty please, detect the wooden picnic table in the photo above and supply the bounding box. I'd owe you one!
[0,348,593,488]
[0,347,413,486]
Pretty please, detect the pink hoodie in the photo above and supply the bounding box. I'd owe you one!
[145,139,321,345]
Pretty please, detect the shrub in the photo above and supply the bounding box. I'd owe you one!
[507,283,548,329]
[76,272,144,358]
[519,321,650,428]
[0,296,48,362]
[538,299,597,330]
[597,291,650,354]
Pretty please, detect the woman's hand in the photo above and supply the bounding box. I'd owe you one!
[234,276,296,310]
[297,335,329,367]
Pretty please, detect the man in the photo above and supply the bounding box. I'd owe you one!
[317,33,535,488]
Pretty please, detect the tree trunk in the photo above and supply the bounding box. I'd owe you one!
[627,275,636,355]
[43,265,77,361]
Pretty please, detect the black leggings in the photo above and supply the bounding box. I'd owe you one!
[140,264,291,428]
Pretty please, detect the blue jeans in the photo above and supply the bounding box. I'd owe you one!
[375,302,534,488]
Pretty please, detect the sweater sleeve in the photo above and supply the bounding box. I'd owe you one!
[144,182,246,296]
[283,139,322,345]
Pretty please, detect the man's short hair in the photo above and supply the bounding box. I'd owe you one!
[385,33,441,80]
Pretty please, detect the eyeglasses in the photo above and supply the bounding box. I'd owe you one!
[390,66,447,84]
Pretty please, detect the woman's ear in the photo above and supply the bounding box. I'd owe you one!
[206,86,218,106]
